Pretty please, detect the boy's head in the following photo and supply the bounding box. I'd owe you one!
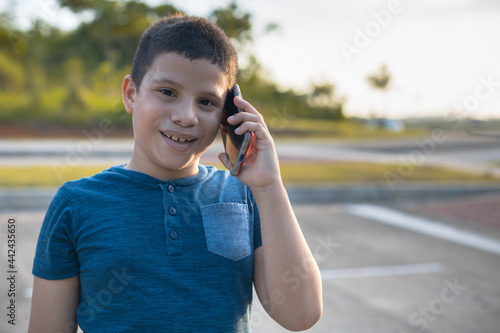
[131,14,238,91]
[122,14,240,181]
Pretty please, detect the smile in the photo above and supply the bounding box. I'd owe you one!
[160,131,195,144]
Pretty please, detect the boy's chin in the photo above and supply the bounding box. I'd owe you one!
[155,155,200,174]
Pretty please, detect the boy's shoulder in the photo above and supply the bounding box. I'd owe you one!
[57,164,127,192]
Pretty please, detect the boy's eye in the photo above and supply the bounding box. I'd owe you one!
[199,99,216,107]
[159,89,176,97]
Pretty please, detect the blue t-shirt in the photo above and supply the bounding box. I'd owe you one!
[33,165,262,332]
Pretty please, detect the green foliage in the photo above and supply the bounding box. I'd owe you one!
[210,1,252,47]
[0,0,346,132]
[0,51,24,91]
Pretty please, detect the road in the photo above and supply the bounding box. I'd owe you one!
[0,136,499,332]
[1,190,500,332]
[253,195,500,333]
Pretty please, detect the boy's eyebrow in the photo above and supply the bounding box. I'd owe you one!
[150,76,180,86]
[150,76,224,101]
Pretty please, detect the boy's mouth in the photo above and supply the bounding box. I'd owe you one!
[160,131,196,144]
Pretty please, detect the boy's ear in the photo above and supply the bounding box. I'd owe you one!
[220,123,229,135]
[122,75,136,114]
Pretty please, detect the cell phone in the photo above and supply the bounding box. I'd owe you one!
[220,84,254,176]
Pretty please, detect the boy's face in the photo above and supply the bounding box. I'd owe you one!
[122,52,229,180]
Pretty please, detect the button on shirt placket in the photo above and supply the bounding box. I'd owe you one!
[161,183,182,255]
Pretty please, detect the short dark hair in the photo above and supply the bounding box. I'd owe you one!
[131,14,238,91]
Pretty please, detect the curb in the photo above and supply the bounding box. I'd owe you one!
[0,187,58,212]
[286,183,500,205]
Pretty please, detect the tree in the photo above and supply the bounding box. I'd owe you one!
[306,83,345,120]
[0,0,346,129]
[367,64,391,117]
[367,64,390,90]
[310,84,335,106]
[209,1,252,48]
[56,0,95,12]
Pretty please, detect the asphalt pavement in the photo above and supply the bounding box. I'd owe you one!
[1,189,500,332]
[253,194,500,333]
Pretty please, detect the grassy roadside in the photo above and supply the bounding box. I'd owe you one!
[0,162,497,188]
[268,118,428,140]
[278,161,499,185]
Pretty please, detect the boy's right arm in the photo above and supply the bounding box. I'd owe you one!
[28,276,80,333]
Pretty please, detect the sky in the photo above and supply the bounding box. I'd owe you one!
[3,0,500,119]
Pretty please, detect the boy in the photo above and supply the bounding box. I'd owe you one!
[29,14,322,332]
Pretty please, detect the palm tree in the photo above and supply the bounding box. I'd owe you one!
[367,64,391,118]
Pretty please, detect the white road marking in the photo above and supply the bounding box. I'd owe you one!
[345,204,500,256]
[321,262,444,280]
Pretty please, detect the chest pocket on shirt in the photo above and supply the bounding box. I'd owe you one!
[201,203,252,261]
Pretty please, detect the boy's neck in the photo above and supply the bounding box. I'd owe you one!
[125,154,200,181]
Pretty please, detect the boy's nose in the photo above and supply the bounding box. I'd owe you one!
[171,100,198,127]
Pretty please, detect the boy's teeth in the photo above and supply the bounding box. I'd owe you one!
[162,132,193,143]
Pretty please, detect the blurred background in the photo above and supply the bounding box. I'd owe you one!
[0,0,499,332]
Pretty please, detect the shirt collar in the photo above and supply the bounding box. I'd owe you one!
[109,164,209,187]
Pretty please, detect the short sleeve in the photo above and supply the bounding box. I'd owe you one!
[248,190,262,250]
[32,186,80,280]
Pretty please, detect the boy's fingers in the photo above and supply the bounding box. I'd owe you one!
[234,96,260,115]
[235,121,272,141]
[227,112,261,125]
[231,96,271,139]
[229,100,269,131]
